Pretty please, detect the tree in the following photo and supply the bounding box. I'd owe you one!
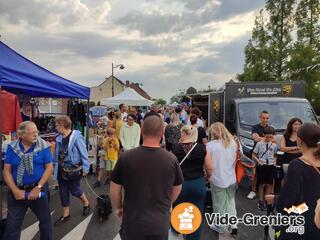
[238,10,273,82]
[170,95,179,104]
[238,0,320,106]
[152,98,167,106]
[265,0,295,81]
[295,0,320,48]
[239,1,295,82]
[289,0,320,106]
[186,87,197,94]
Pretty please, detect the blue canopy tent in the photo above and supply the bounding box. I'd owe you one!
[0,41,90,99]
[0,41,90,224]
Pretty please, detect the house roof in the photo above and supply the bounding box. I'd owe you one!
[94,75,125,88]
[125,81,152,100]
[91,77,152,100]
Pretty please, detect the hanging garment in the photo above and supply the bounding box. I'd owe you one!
[0,90,23,134]
[67,100,86,127]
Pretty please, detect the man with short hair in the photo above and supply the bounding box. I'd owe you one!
[252,110,270,143]
[119,103,128,122]
[3,121,53,240]
[110,116,183,240]
[247,110,271,199]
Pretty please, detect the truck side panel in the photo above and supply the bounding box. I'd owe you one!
[209,92,224,126]
[224,81,306,124]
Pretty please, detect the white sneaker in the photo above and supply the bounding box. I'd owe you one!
[247,191,256,199]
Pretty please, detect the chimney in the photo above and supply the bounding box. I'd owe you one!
[125,80,130,86]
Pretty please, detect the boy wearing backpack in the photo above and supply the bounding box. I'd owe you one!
[252,126,277,211]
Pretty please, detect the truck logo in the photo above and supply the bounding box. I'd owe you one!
[238,87,245,96]
[214,99,220,113]
[282,85,292,96]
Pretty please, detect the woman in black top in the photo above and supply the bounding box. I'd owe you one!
[171,125,213,240]
[280,118,302,164]
[276,123,320,240]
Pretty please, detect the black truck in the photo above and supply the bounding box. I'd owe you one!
[182,81,319,156]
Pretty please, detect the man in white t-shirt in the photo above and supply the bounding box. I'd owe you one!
[119,103,128,122]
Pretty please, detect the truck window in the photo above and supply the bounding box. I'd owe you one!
[238,101,317,130]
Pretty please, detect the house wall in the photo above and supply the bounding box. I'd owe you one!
[90,78,124,104]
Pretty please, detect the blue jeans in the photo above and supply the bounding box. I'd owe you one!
[4,185,52,240]
[172,177,206,240]
[58,177,83,207]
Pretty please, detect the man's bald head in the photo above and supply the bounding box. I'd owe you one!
[142,115,164,138]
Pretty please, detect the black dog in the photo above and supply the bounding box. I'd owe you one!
[96,194,112,223]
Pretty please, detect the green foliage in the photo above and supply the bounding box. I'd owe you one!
[170,95,179,104]
[239,0,320,106]
[152,98,167,106]
[186,87,197,94]
[290,0,320,106]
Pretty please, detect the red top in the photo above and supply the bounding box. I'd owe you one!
[0,90,22,134]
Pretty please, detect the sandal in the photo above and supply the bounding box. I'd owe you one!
[83,205,91,216]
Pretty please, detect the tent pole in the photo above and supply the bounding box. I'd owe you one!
[0,85,3,221]
[86,99,89,149]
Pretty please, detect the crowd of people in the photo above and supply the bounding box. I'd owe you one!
[2,102,320,240]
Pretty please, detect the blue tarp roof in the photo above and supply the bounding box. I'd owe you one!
[0,41,90,99]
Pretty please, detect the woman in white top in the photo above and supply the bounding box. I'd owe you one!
[206,122,238,235]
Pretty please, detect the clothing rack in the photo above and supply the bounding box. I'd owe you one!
[40,113,63,115]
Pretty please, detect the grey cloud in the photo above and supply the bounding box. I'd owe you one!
[5,31,130,59]
[117,0,265,36]
[213,0,265,20]
[193,34,250,74]
[5,29,184,59]
[0,0,52,27]
[0,0,110,28]
[116,11,185,36]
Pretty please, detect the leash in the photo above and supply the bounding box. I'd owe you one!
[82,177,104,200]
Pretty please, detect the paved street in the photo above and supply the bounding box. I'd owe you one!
[17,175,268,240]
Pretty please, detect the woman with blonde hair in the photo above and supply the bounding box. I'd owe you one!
[207,122,238,235]
[171,125,213,240]
[164,112,184,151]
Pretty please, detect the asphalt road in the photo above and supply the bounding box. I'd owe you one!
[17,175,268,240]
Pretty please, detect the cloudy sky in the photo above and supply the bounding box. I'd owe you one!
[0,0,266,100]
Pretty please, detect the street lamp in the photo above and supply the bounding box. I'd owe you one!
[111,63,125,97]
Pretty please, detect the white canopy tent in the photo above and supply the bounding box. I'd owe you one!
[100,88,153,106]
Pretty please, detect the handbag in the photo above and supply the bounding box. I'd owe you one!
[235,138,256,184]
[61,165,83,181]
[58,144,83,181]
[235,139,245,184]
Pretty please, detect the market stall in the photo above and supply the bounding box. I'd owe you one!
[0,41,90,223]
